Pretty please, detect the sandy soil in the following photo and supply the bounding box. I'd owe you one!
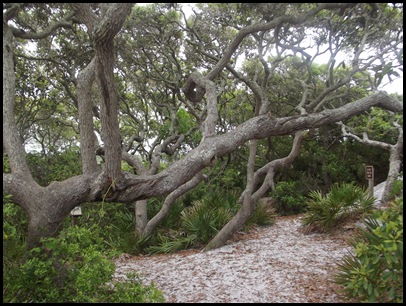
[112,182,387,303]
[113,215,357,303]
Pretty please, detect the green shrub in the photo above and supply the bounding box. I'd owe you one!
[334,198,403,303]
[67,201,156,255]
[181,199,234,244]
[245,200,276,228]
[105,272,165,303]
[102,208,155,255]
[3,197,29,285]
[146,188,241,254]
[26,149,82,186]
[386,173,403,201]
[3,226,164,303]
[301,182,374,233]
[271,181,308,215]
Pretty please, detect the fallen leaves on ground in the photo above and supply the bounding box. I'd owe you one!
[113,214,358,303]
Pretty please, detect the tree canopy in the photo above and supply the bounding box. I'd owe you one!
[3,3,403,249]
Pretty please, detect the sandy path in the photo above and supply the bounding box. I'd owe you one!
[113,215,355,303]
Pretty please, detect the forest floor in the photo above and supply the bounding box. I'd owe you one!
[113,182,387,303]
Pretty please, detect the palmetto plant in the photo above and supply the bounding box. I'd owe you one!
[301,182,375,233]
[245,200,276,229]
[181,199,234,244]
[146,233,198,254]
[146,188,276,254]
[146,189,238,254]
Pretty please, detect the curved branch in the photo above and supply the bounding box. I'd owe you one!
[252,131,307,199]
[142,171,206,237]
[339,122,392,150]
[182,3,357,103]
[10,11,76,39]
[114,92,402,202]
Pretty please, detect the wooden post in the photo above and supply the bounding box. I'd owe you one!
[70,206,82,226]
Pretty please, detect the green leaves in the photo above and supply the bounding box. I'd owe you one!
[3,225,165,303]
[271,181,308,216]
[334,198,403,303]
[372,62,401,88]
[301,182,374,233]
[26,149,82,186]
[176,108,196,134]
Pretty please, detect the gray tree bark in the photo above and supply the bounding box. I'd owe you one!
[340,118,403,203]
[3,3,403,250]
[205,131,307,251]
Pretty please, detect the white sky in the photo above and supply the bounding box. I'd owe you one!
[177,3,403,95]
[23,4,403,153]
[377,77,403,94]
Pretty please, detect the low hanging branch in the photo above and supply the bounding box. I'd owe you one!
[339,118,403,202]
[111,91,402,203]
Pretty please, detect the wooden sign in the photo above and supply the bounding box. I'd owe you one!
[70,206,82,216]
[365,165,374,180]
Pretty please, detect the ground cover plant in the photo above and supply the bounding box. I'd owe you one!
[301,182,375,233]
[334,198,403,303]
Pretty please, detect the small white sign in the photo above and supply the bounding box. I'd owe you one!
[70,206,82,216]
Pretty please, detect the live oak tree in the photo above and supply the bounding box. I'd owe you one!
[339,105,403,203]
[3,3,403,250]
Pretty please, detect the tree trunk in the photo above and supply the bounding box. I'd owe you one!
[205,139,259,251]
[340,121,403,203]
[135,200,148,235]
[8,174,100,249]
[77,58,99,174]
[3,23,33,180]
[319,126,333,193]
[205,132,306,251]
[381,130,403,202]
[204,194,255,251]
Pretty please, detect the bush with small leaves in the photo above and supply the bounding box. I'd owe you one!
[334,198,403,303]
[3,226,164,303]
[3,197,29,297]
[271,181,308,215]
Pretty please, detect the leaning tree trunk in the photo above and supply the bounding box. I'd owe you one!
[204,132,306,251]
[204,192,257,251]
[381,129,403,202]
[141,171,206,237]
[135,200,148,235]
[204,139,258,251]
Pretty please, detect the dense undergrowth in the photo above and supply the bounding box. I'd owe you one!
[301,178,403,303]
[3,177,403,303]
